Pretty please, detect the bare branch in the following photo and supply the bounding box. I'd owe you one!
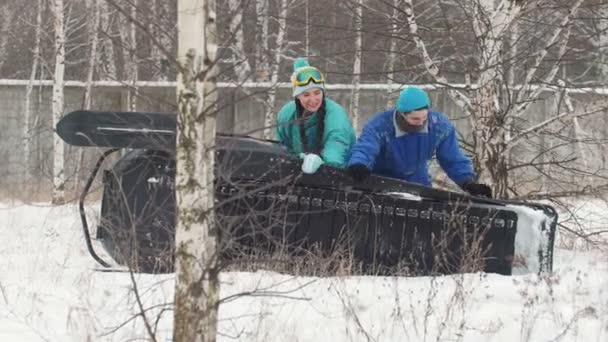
[402,0,473,114]
[505,101,608,152]
[104,0,178,73]
[514,0,585,114]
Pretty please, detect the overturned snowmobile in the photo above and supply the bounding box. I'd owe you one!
[57,110,557,275]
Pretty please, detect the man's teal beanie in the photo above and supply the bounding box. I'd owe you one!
[396,87,430,113]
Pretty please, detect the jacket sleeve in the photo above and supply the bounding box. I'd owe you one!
[436,124,476,185]
[275,104,295,154]
[320,104,356,168]
[347,117,382,169]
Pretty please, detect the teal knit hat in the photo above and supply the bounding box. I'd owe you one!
[396,87,430,113]
[291,58,325,97]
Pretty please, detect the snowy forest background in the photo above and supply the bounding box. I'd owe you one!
[1,1,608,340]
[2,0,608,201]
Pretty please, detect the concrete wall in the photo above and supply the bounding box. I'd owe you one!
[1,83,606,199]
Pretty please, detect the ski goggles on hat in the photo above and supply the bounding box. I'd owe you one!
[293,67,325,87]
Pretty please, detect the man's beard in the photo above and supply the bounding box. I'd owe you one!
[395,113,427,133]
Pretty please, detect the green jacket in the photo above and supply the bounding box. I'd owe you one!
[276,98,356,168]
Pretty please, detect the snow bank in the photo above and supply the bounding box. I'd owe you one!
[1,202,607,342]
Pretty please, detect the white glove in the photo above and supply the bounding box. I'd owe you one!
[299,153,324,174]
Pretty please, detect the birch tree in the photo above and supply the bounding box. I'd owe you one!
[0,3,13,72]
[118,0,139,110]
[149,0,173,80]
[383,0,401,107]
[23,0,43,187]
[264,0,289,139]
[596,3,608,82]
[71,0,102,192]
[84,0,101,110]
[51,0,66,204]
[227,0,252,81]
[255,0,270,80]
[99,0,117,80]
[105,0,177,84]
[173,0,220,340]
[224,0,296,139]
[402,0,588,199]
[349,0,363,131]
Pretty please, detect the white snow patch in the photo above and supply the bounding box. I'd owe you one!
[384,191,422,201]
[1,201,607,341]
[508,204,553,275]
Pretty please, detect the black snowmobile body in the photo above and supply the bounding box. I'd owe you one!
[58,110,557,275]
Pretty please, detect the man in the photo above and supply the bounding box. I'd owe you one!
[347,87,492,197]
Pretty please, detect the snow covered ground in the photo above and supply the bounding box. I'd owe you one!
[0,200,607,341]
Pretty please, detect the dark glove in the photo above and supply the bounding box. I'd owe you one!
[461,181,492,198]
[347,163,371,182]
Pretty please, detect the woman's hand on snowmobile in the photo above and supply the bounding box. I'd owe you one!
[299,153,324,174]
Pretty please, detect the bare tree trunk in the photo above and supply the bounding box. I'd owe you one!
[52,0,66,204]
[35,67,46,191]
[383,0,400,107]
[0,4,12,71]
[349,0,363,131]
[76,0,101,193]
[469,0,512,198]
[149,0,171,80]
[255,0,270,80]
[23,0,43,189]
[228,0,275,135]
[560,81,589,173]
[504,19,519,183]
[228,0,252,80]
[84,0,100,110]
[99,0,117,80]
[119,0,138,111]
[128,1,138,111]
[598,2,608,81]
[264,0,287,140]
[304,0,309,56]
[501,0,581,198]
[403,0,521,198]
[592,0,608,172]
[173,0,219,341]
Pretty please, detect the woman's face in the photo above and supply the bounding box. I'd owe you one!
[297,88,324,113]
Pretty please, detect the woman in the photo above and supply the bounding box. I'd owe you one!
[276,58,356,174]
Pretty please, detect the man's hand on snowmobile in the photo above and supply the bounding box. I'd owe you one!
[347,163,371,182]
[461,181,492,198]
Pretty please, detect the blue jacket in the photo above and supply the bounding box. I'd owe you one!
[348,109,476,187]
